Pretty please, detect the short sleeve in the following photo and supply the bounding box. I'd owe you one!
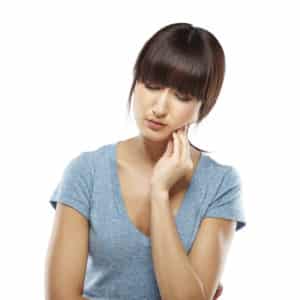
[204,166,246,231]
[49,151,94,221]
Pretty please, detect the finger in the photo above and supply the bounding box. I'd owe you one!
[214,285,223,299]
[184,125,190,157]
[179,126,186,160]
[186,128,192,162]
[181,125,190,162]
[177,127,186,162]
[164,139,171,157]
[172,130,180,161]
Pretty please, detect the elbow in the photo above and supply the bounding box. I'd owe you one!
[166,286,207,300]
[191,292,208,300]
[183,280,207,300]
[46,296,83,300]
[189,282,208,300]
[45,290,84,300]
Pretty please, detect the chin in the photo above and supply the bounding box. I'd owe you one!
[141,130,171,143]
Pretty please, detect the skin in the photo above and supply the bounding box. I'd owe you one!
[132,80,202,168]
[129,79,223,299]
[150,124,196,190]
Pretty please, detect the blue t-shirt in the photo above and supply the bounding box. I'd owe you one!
[49,141,246,300]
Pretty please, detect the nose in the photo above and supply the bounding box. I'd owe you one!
[152,88,171,115]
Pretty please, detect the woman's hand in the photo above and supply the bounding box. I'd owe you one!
[150,128,224,300]
[150,124,193,192]
[213,282,224,299]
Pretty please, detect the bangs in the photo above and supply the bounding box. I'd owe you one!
[128,23,225,127]
[135,26,214,102]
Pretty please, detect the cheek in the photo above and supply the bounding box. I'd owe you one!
[133,88,152,116]
[133,94,148,121]
[132,87,143,114]
[173,104,197,123]
[132,97,141,119]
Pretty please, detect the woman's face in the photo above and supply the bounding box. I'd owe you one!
[133,80,202,140]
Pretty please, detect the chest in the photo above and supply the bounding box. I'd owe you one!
[117,162,190,238]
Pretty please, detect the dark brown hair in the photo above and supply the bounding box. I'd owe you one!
[127,23,226,154]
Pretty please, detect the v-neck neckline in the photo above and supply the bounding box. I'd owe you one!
[109,140,206,247]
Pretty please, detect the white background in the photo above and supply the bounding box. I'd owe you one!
[1,1,299,299]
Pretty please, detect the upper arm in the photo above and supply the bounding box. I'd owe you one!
[188,166,246,300]
[45,202,89,300]
[188,217,236,300]
[46,151,94,299]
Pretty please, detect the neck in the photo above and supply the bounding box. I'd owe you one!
[134,134,169,167]
[133,134,198,170]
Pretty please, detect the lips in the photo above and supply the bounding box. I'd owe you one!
[148,119,166,126]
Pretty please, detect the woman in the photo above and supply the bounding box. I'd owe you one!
[46,22,246,300]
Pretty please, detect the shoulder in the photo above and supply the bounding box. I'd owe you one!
[199,153,242,188]
[203,152,240,173]
[63,143,113,181]
[199,154,246,231]
[87,142,114,163]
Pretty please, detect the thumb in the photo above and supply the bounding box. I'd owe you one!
[164,139,172,157]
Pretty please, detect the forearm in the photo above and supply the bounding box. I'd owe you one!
[150,188,207,300]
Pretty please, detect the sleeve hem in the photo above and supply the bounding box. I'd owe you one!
[49,199,90,221]
[204,212,246,231]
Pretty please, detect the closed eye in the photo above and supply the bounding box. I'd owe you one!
[144,82,161,90]
[144,82,192,102]
[175,93,192,102]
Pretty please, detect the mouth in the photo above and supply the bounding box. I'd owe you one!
[147,119,166,126]
[145,119,167,130]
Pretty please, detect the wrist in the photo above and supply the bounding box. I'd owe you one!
[150,178,169,192]
[149,184,169,199]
